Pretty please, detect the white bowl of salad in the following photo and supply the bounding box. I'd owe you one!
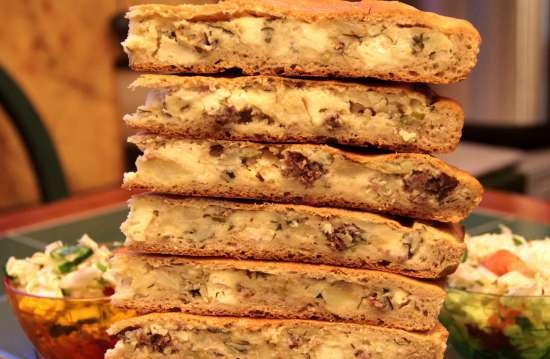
[4,235,134,359]
[441,226,550,359]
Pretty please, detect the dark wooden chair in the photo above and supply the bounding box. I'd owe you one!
[0,66,69,202]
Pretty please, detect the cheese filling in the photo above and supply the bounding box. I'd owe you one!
[124,16,457,73]
[123,198,458,276]
[112,257,434,325]
[130,84,430,146]
[125,139,470,216]
[114,321,437,359]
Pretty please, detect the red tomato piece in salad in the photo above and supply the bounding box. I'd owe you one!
[480,249,534,277]
[487,304,522,330]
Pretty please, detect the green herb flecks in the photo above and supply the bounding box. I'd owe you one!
[412,34,426,54]
[96,262,107,272]
[400,112,425,126]
[462,250,468,263]
[225,339,251,353]
[512,235,524,246]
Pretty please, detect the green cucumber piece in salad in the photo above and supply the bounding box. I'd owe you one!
[52,245,94,274]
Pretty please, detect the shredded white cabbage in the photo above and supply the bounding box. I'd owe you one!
[448,226,550,296]
[6,234,116,298]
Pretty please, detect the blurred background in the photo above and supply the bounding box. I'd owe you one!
[0,0,548,213]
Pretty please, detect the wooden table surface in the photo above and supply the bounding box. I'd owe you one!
[0,188,548,359]
[0,188,549,234]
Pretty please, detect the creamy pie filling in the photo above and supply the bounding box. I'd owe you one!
[129,83,434,146]
[123,16,460,76]
[112,321,443,359]
[123,197,460,276]
[124,137,476,221]
[112,256,441,329]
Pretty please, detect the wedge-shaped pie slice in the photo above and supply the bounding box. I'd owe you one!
[127,75,464,153]
[107,313,449,359]
[123,135,483,222]
[123,194,465,278]
[111,253,445,331]
[122,0,480,83]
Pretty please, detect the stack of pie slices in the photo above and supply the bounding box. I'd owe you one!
[107,1,482,358]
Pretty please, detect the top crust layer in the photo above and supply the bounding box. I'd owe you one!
[128,0,477,32]
[108,312,448,338]
[130,74,436,96]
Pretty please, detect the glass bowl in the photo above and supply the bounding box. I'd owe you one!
[440,287,550,359]
[4,278,135,359]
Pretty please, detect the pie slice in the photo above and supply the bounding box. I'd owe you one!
[111,252,446,331]
[106,312,449,359]
[126,75,464,153]
[122,193,465,278]
[122,0,480,83]
[123,135,483,222]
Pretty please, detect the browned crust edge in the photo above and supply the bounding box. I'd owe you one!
[128,62,469,85]
[124,241,463,280]
[107,311,449,340]
[122,180,477,222]
[112,299,438,332]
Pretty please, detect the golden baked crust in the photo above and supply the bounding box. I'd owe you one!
[123,135,483,222]
[108,311,448,337]
[127,75,464,153]
[130,73,435,95]
[123,0,481,83]
[111,252,446,331]
[127,0,478,36]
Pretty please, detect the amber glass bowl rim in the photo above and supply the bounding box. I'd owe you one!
[3,277,111,302]
[446,286,550,299]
